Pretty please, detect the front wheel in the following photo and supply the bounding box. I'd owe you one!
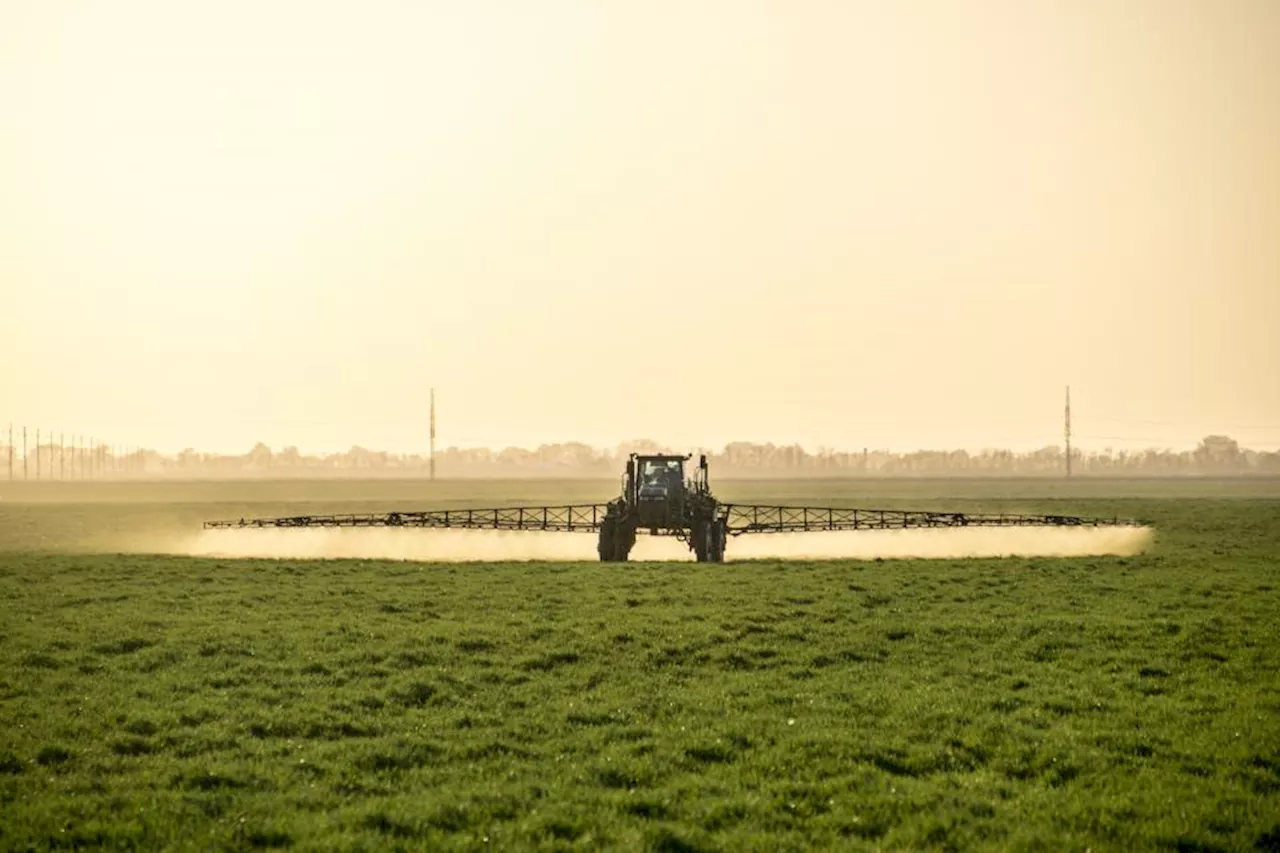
[709,519,727,563]
[599,516,634,562]
[692,521,710,562]
[598,517,618,561]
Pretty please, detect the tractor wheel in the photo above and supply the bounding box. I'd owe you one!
[709,519,727,563]
[598,518,618,562]
[599,517,635,562]
[617,523,636,561]
[692,521,710,562]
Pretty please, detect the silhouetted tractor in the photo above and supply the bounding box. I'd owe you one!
[204,452,1142,562]
[598,454,727,562]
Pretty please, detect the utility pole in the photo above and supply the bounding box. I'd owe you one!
[60,432,64,480]
[1064,385,1072,478]
[430,387,436,481]
[7,423,11,481]
[23,427,27,480]
[36,428,40,480]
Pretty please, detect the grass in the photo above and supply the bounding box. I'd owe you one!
[0,479,1278,850]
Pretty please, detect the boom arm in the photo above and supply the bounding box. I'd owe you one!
[721,505,1138,535]
[203,504,610,532]
[205,504,1140,534]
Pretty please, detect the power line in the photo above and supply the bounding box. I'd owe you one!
[1088,416,1280,432]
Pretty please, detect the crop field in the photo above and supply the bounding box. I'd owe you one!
[1,478,1278,851]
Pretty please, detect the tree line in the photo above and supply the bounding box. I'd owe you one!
[45,433,1277,478]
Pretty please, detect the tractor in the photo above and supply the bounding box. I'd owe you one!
[597,454,728,562]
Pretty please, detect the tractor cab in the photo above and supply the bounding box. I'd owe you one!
[621,452,714,535]
[624,453,691,530]
[637,457,684,499]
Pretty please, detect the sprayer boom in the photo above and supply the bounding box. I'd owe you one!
[203,454,1144,562]
[204,503,1138,535]
[203,505,606,532]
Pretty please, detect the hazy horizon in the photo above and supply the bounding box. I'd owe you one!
[2,418,1280,459]
[3,0,1277,456]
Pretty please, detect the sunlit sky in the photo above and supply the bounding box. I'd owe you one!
[2,0,1277,455]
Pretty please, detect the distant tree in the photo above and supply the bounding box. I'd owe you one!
[1195,435,1242,470]
[247,442,273,470]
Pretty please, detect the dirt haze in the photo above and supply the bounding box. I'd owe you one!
[181,526,1153,562]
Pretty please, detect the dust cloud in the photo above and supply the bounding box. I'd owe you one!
[181,526,1153,562]
[723,526,1153,560]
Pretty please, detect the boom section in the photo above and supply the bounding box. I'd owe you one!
[203,504,610,532]
[722,505,1140,536]
[204,503,1141,535]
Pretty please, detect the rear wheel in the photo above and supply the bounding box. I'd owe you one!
[692,522,710,562]
[598,517,618,561]
[599,516,635,562]
[619,525,635,561]
[709,519,727,563]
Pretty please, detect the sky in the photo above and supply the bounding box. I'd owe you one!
[1,0,1277,456]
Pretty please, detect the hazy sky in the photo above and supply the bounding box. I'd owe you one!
[2,0,1277,455]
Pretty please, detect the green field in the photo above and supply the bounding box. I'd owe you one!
[1,478,1278,851]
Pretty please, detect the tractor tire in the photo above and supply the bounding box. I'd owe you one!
[692,521,711,562]
[709,519,727,563]
[617,524,636,561]
[598,518,618,562]
[599,516,635,562]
